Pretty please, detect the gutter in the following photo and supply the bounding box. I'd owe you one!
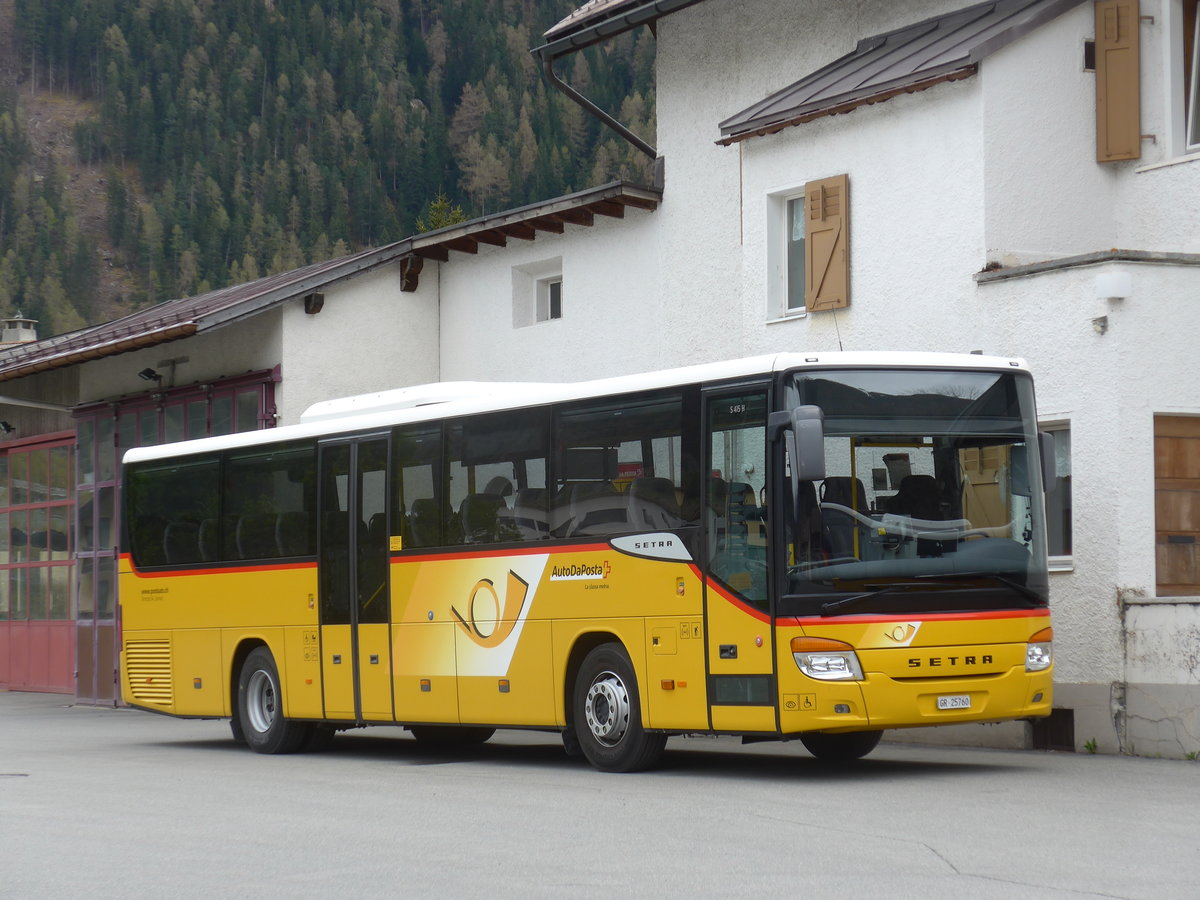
[532,0,707,175]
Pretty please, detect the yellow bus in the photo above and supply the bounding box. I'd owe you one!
[119,352,1054,771]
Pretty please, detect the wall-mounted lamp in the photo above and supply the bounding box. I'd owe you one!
[138,367,162,382]
[304,292,325,315]
[1092,315,1109,335]
[0,421,14,434]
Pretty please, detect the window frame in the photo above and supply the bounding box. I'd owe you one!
[1041,422,1073,571]
[766,186,808,320]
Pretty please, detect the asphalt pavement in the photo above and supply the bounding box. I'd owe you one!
[1,690,1196,899]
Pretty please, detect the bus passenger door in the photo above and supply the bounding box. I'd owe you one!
[318,436,394,722]
[703,387,778,733]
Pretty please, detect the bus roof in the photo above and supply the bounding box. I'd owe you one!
[122,351,1029,465]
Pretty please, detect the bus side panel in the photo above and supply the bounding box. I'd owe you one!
[457,619,556,726]
[704,584,777,733]
[642,615,709,730]
[169,628,224,714]
[551,617,649,727]
[281,625,324,720]
[392,622,459,723]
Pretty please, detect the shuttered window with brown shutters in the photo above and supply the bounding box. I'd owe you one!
[1154,415,1200,596]
[803,174,850,312]
[1095,0,1141,162]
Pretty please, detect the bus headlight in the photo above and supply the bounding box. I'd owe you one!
[791,637,864,681]
[1026,627,1053,672]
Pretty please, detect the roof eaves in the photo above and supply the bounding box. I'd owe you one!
[717,65,977,145]
[717,0,1086,145]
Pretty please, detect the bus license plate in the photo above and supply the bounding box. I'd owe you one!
[937,694,971,710]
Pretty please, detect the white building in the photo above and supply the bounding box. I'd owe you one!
[1,0,1197,758]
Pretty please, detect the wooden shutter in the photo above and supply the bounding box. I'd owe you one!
[1155,415,1200,596]
[1095,0,1141,162]
[804,174,849,312]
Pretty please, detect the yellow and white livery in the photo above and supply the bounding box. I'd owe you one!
[120,353,1053,771]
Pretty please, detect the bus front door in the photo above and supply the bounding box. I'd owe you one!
[703,388,778,733]
[318,436,394,722]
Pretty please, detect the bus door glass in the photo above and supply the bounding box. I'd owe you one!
[703,387,777,732]
[318,435,393,722]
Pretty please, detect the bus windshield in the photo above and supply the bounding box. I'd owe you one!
[781,368,1049,617]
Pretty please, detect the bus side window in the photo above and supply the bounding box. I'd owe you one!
[393,424,442,550]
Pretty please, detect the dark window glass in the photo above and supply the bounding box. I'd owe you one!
[393,424,442,550]
[553,391,698,538]
[224,443,317,560]
[126,456,221,567]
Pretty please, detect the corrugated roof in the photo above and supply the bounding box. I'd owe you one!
[0,181,661,385]
[718,0,1085,144]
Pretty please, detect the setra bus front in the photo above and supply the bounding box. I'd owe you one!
[770,362,1053,758]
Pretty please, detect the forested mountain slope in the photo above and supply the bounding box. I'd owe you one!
[0,0,655,336]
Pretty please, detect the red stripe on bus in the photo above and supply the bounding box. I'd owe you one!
[392,543,613,563]
[125,559,318,578]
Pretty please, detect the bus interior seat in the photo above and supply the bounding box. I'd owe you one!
[275,511,310,557]
[555,481,625,537]
[820,476,868,560]
[163,521,200,564]
[888,474,943,520]
[628,477,682,530]
[408,498,439,548]
[236,513,278,560]
[461,493,507,543]
[198,518,219,562]
[365,512,389,549]
[512,488,549,539]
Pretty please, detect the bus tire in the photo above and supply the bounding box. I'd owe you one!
[409,725,494,745]
[236,646,308,754]
[573,643,666,773]
[799,729,883,761]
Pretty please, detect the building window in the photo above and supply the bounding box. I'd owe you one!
[1043,426,1072,565]
[512,258,563,328]
[768,175,850,319]
[785,197,806,313]
[537,277,563,322]
[1185,0,1199,150]
[768,189,806,318]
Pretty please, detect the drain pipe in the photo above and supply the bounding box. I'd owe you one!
[539,53,657,162]
[533,0,709,187]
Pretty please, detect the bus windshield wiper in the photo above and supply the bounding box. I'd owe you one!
[821,582,937,615]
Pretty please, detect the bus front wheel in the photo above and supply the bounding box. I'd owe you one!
[799,729,883,761]
[236,646,308,754]
[573,643,666,772]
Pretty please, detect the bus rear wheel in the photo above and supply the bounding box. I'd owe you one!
[237,646,309,754]
[573,643,666,773]
[799,729,883,761]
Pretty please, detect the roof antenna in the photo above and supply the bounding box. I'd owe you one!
[833,309,844,351]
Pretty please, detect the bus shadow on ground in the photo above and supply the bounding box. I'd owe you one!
[156,728,1027,781]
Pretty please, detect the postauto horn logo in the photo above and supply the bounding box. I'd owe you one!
[451,571,530,649]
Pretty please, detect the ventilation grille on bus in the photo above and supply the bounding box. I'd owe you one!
[125,640,174,706]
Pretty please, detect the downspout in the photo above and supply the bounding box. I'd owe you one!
[539,52,658,162]
[533,0,714,190]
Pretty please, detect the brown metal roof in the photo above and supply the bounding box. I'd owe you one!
[718,0,1085,145]
[0,181,661,385]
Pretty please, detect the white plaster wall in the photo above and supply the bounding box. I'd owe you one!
[981,4,1121,263]
[276,261,439,422]
[734,81,987,356]
[78,312,282,404]
[437,209,664,382]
